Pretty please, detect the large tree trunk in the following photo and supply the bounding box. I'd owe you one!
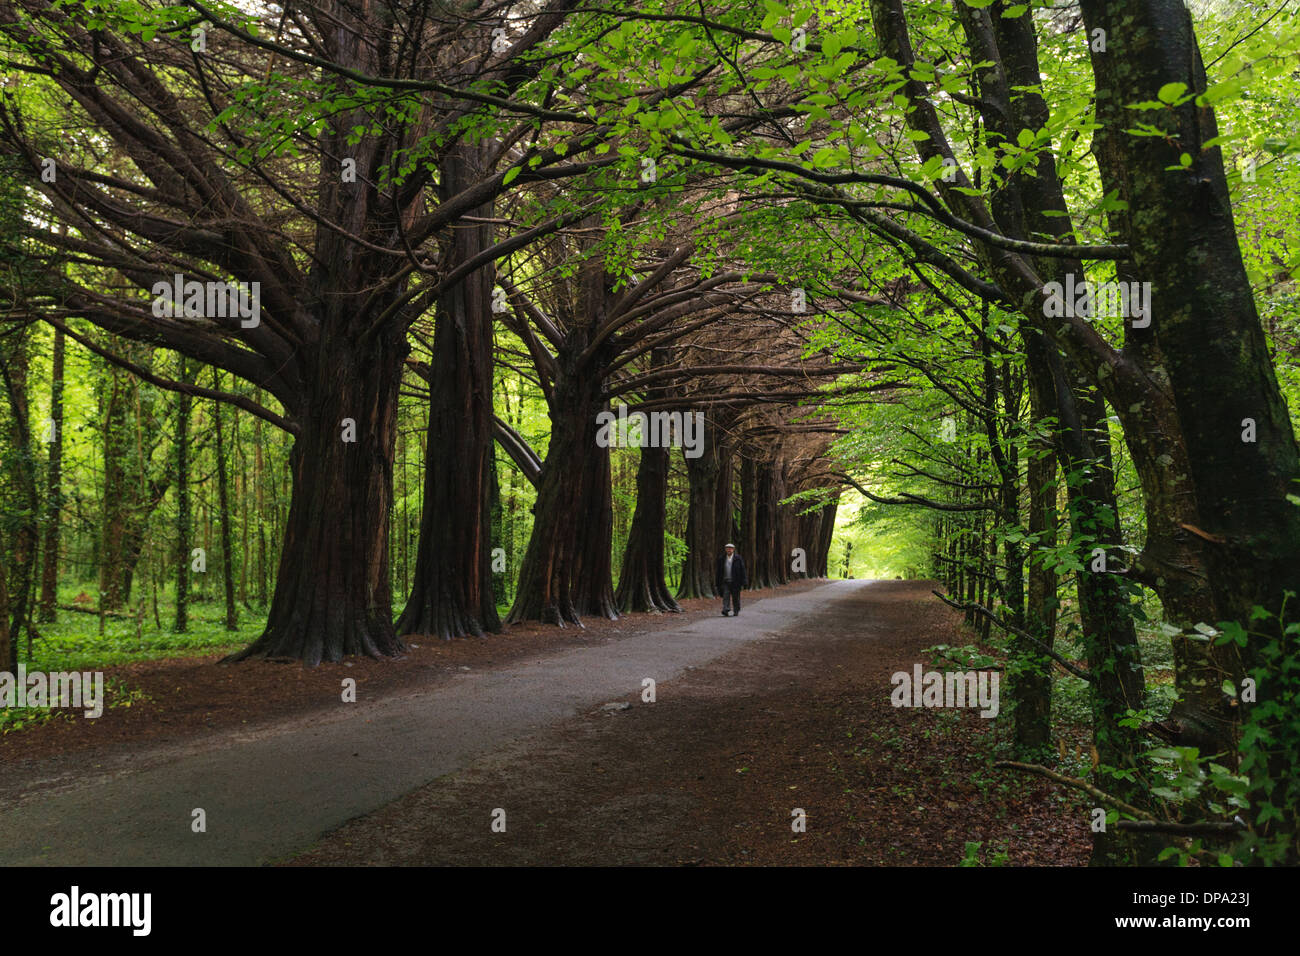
[398,144,501,640]
[775,477,791,585]
[794,508,816,581]
[38,327,64,623]
[0,323,36,656]
[507,253,619,626]
[229,332,407,663]
[506,363,616,625]
[570,414,618,620]
[751,456,784,589]
[712,441,735,554]
[795,487,837,581]
[814,492,838,577]
[616,440,681,613]
[1080,0,1300,772]
[677,416,722,599]
[738,454,757,583]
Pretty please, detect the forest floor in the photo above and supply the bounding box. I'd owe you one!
[0,578,1090,865]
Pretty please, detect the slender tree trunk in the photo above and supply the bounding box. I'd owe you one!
[1048,350,1152,865]
[237,421,248,607]
[121,476,169,605]
[1016,339,1060,759]
[99,368,130,610]
[38,328,64,623]
[255,402,267,607]
[0,554,12,675]
[173,357,192,633]
[213,378,237,630]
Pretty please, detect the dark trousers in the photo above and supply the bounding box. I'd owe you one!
[721,581,742,613]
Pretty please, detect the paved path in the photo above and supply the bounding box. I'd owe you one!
[0,580,873,865]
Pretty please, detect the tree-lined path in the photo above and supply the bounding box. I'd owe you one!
[3,0,1298,868]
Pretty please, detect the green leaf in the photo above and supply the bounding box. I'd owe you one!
[1196,77,1245,108]
[502,166,521,186]
[1157,82,1188,104]
[811,146,840,168]
[1214,621,1249,648]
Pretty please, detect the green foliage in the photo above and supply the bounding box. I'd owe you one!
[30,595,256,673]
[959,839,1009,866]
[1227,594,1300,864]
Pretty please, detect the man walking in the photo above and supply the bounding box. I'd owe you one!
[715,543,747,617]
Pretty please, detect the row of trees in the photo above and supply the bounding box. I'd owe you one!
[0,0,846,665]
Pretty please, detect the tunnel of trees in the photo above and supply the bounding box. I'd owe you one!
[1,0,1298,864]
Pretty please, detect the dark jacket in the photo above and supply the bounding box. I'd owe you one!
[715,552,747,592]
